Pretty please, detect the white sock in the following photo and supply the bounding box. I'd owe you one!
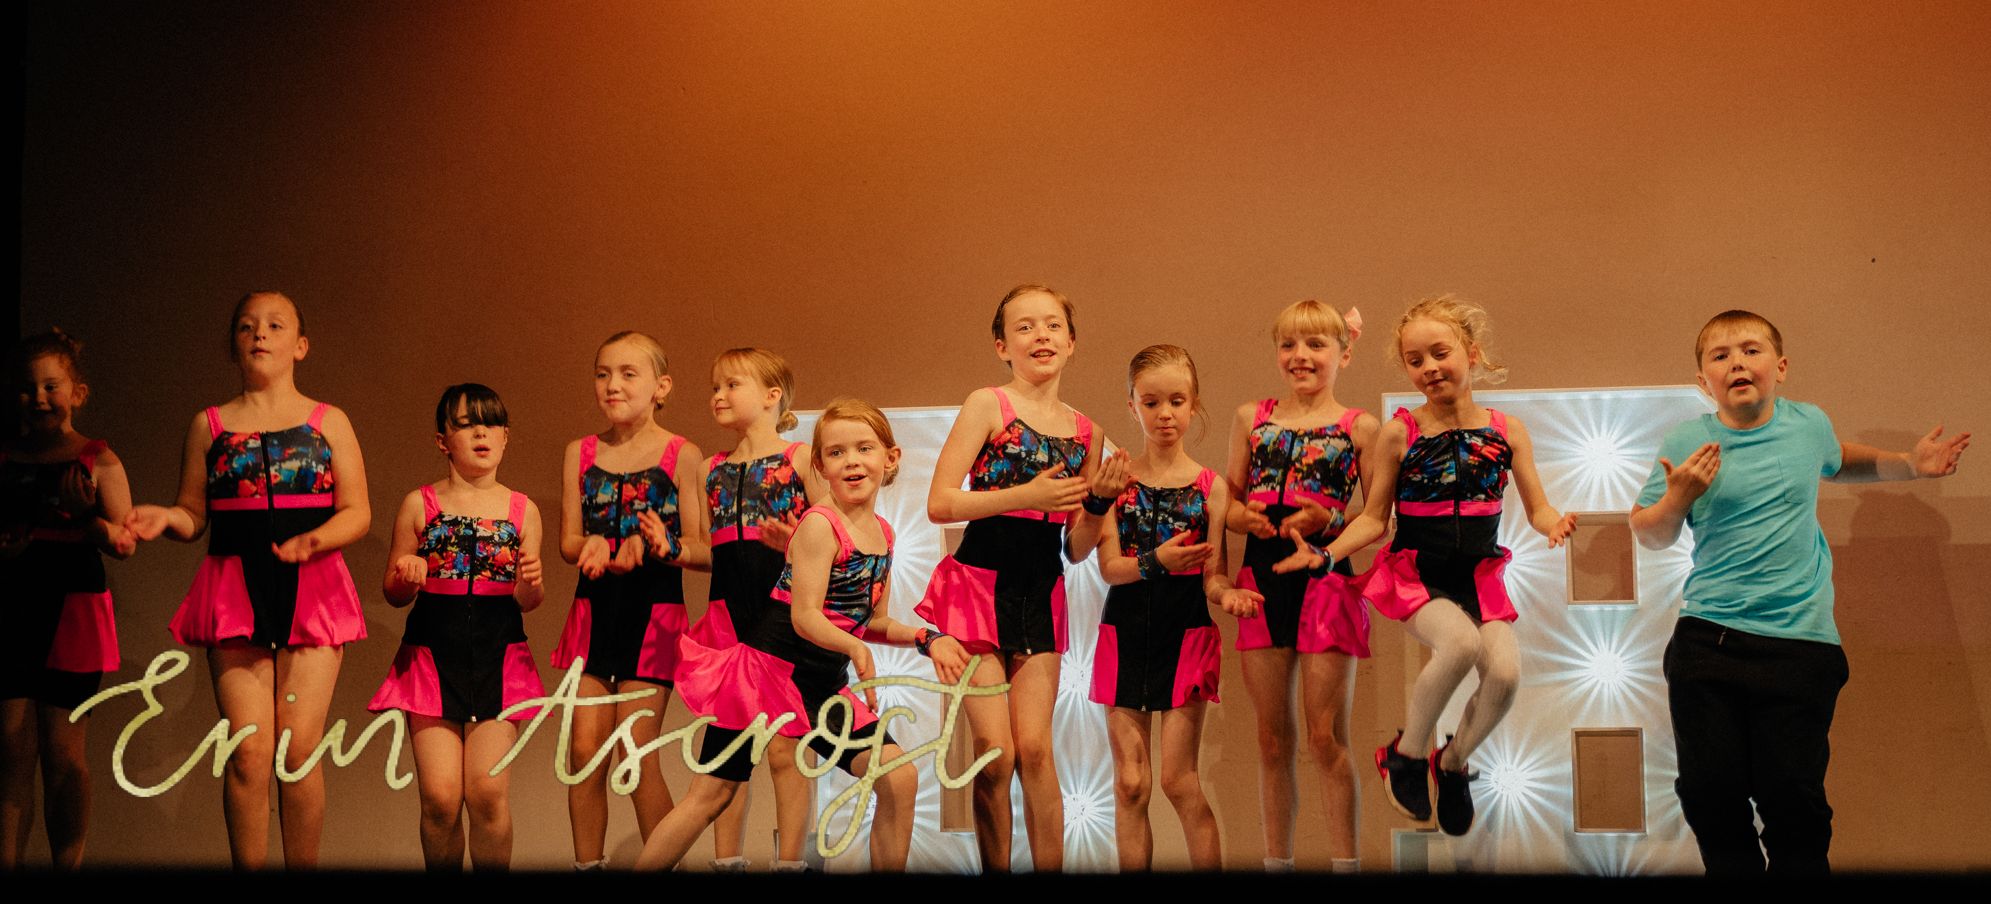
[710,856,749,873]
[573,858,609,872]
[1332,858,1360,874]
[773,859,809,873]
[1264,857,1295,873]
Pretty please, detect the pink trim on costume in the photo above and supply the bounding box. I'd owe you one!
[578,435,598,478]
[170,556,255,646]
[28,528,87,543]
[286,551,366,646]
[208,494,335,511]
[636,601,691,683]
[1232,566,1274,651]
[1050,576,1069,654]
[306,403,329,430]
[47,591,119,672]
[1172,625,1222,706]
[502,641,546,720]
[914,556,1002,654]
[1297,571,1371,658]
[1089,623,1120,706]
[1488,408,1509,438]
[992,386,1017,424]
[1473,548,1519,623]
[507,491,527,526]
[675,636,812,737]
[551,597,593,668]
[825,609,860,634]
[1194,468,1217,497]
[78,439,107,471]
[169,552,364,648]
[660,435,688,479]
[422,577,518,596]
[1359,546,1432,623]
[420,485,441,520]
[1394,407,1421,446]
[687,598,739,649]
[832,686,881,732]
[205,407,225,440]
[1074,411,1094,449]
[710,524,762,546]
[1337,407,1364,435]
[367,645,443,716]
[1253,398,1277,429]
[1000,508,1069,524]
[1397,499,1502,517]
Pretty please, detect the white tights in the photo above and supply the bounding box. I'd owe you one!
[1399,600,1520,770]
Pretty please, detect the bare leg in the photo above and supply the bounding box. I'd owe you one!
[1400,602,1481,755]
[1300,651,1358,860]
[37,705,90,870]
[1158,703,1221,871]
[632,774,741,871]
[769,734,813,863]
[849,743,917,871]
[1442,621,1520,768]
[1105,707,1153,872]
[273,644,342,869]
[0,699,38,869]
[961,652,1017,872]
[463,718,517,871]
[209,646,276,870]
[1007,651,1064,873]
[616,679,675,842]
[1239,647,1297,860]
[565,673,613,863]
[410,715,466,871]
[711,780,750,862]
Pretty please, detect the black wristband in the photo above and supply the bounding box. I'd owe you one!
[1137,549,1167,580]
[1082,493,1115,516]
[1304,542,1336,578]
[916,628,950,657]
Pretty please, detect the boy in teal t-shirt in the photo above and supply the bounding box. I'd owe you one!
[1629,310,1969,876]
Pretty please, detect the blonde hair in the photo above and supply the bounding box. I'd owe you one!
[597,331,671,410]
[990,284,1078,342]
[1271,299,1354,349]
[1393,294,1509,384]
[811,397,900,486]
[714,347,799,433]
[1694,310,1784,364]
[1126,343,1207,425]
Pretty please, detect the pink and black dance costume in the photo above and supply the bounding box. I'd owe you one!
[916,387,1092,655]
[0,442,120,708]
[168,404,365,649]
[1234,401,1369,656]
[1090,469,1222,711]
[368,487,545,722]
[1361,408,1516,623]
[551,434,689,686]
[686,443,809,649]
[677,506,896,782]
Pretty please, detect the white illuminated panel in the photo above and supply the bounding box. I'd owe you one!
[1377,387,1712,875]
[788,407,1117,873]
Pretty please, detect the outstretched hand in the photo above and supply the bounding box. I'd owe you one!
[928,636,970,685]
[757,512,802,553]
[273,532,323,564]
[1217,587,1264,619]
[125,506,173,542]
[1153,531,1213,574]
[1269,525,1328,574]
[1279,498,1338,538]
[1544,511,1578,549]
[1024,462,1089,515]
[1910,425,1971,478]
[606,534,645,575]
[1237,500,1276,539]
[1660,442,1721,504]
[576,535,612,579]
[1089,449,1133,501]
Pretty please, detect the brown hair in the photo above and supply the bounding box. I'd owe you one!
[16,328,87,386]
[1392,293,1509,385]
[990,284,1078,342]
[713,347,799,433]
[434,383,508,434]
[1694,310,1784,364]
[228,291,305,362]
[811,397,900,486]
[1271,299,1354,348]
[1126,343,1207,424]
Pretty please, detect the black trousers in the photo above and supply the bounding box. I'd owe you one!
[1663,616,1849,877]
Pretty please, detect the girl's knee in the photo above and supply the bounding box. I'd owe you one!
[1012,736,1056,775]
[419,789,463,825]
[1306,721,1348,763]
[1113,763,1152,807]
[1159,769,1204,809]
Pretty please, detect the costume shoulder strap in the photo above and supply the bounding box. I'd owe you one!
[1487,408,1509,438]
[78,439,109,470]
[660,435,688,476]
[205,407,225,440]
[1393,407,1421,447]
[801,504,852,561]
[1335,407,1363,434]
[306,403,330,430]
[1194,467,1217,498]
[990,386,1016,424]
[1073,408,1094,449]
[508,491,528,526]
[578,435,598,480]
[419,484,441,521]
[1253,398,1278,429]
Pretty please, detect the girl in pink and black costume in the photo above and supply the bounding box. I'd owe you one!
[552,331,707,869]
[127,292,372,869]
[638,399,968,873]
[688,347,821,872]
[1090,345,1260,872]
[1276,295,1574,839]
[369,383,547,871]
[2,331,134,869]
[1221,300,1377,872]
[917,285,1106,873]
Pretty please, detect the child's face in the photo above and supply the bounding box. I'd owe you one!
[994,291,1075,380]
[710,366,778,431]
[1695,323,1787,416]
[435,398,508,476]
[814,417,899,507]
[233,294,308,375]
[20,354,85,433]
[1398,318,1475,403]
[1130,364,1196,448]
[1276,330,1349,396]
[595,340,669,424]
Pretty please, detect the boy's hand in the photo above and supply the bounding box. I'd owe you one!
[1910,425,1971,478]
[1661,442,1721,503]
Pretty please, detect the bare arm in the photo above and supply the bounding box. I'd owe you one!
[669,440,710,569]
[1628,442,1720,550]
[1063,428,1112,562]
[125,411,213,544]
[786,515,865,661]
[927,389,1084,523]
[1095,495,1139,586]
[382,490,426,607]
[89,447,136,559]
[1830,426,1970,484]
[1201,478,1263,617]
[1222,402,1274,537]
[558,439,586,564]
[1505,416,1576,547]
[514,499,546,612]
